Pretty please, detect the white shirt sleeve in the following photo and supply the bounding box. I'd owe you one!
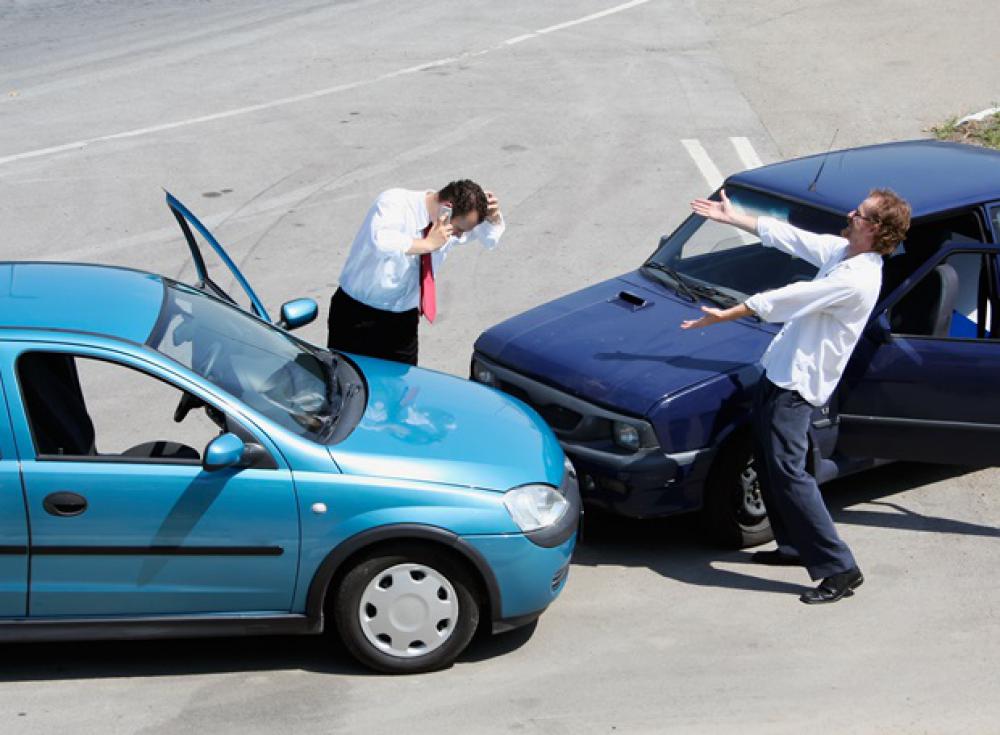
[757,216,845,269]
[745,267,859,323]
[467,213,506,251]
[369,193,415,254]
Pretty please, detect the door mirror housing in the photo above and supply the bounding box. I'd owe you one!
[203,433,246,471]
[278,298,318,331]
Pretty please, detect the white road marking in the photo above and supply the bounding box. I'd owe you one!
[535,0,653,35]
[0,0,654,168]
[681,138,723,191]
[730,136,763,170]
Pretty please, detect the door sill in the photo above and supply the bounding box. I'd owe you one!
[0,613,320,643]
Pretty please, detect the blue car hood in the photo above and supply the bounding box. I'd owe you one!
[475,271,773,416]
[329,357,564,492]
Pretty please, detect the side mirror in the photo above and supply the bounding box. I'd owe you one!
[203,433,246,472]
[278,298,318,331]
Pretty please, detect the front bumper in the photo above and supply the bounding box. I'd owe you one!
[464,467,580,632]
[462,531,576,633]
[472,353,714,518]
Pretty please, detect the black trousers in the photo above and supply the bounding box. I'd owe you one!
[327,288,419,365]
[751,378,857,580]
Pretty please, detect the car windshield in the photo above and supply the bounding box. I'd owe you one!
[148,282,342,441]
[645,186,847,301]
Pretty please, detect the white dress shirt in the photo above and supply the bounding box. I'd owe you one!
[338,188,505,312]
[744,217,883,406]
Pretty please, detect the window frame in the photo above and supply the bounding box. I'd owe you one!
[14,347,275,468]
[882,245,1000,343]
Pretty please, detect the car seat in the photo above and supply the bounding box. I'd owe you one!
[890,263,959,337]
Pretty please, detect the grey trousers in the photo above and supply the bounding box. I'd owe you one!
[752,378,857,580]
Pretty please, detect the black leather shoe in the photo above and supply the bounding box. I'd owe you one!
[752,549,802,566]
[799,567,864,604]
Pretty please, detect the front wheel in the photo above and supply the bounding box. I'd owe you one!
[333,545,480,674]
[702,438,773,548]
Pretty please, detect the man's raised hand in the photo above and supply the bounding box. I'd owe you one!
[485,190,502,224]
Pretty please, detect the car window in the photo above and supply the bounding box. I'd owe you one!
[889,251,996,340]
[147,282,345,441]
[17,352,224,462]
[648,186,844,299]
[879,210,987,303]
[991,206,1000,242]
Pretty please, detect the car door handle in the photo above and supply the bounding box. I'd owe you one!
[43,492,88,517]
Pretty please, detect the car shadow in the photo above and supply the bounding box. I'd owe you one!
[0,619,535,682]
[572,461,996,594]
[0,633,374,682]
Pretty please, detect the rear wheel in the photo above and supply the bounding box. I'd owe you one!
[702,438,773,548]
[333,545,480,674]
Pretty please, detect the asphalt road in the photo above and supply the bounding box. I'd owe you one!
[1,1,999,733]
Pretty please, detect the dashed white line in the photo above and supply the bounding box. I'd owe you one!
[730,136,763,170]
[681,138,724,191]
[0,0,655,168]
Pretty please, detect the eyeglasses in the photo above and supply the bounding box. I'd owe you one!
[850,208,877,224]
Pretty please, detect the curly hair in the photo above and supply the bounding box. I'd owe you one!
[867,188,911,255]
[438,180,488,222]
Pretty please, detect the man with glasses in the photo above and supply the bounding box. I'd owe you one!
[681,188,911,604]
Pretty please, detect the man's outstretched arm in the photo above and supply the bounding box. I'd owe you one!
[690,189,758,234]
[680,303,755,330]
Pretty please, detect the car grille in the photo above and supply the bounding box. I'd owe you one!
[499,381,583,431]
[551,563,570,591]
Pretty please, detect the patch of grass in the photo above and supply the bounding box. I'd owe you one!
[931,108,1000,150]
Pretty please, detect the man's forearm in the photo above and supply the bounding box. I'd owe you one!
[715,302,755,323]
[727,212,759,235]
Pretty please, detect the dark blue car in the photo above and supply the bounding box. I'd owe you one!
[472,140,1000,547]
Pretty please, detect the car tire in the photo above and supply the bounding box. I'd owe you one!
[333,544,480,674]
[702,437,774,548]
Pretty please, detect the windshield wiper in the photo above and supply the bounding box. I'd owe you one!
[642,262,698,302]
[643,262,744,310]
[686,283,740,309]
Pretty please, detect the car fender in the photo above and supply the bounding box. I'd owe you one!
[304,523,503,626]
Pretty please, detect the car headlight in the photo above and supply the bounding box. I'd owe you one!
[613,421,641,451]
[503,484,569,532]
[471,360,499,387]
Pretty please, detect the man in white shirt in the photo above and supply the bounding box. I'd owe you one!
[328,179,504,364]
[681,187,911,604]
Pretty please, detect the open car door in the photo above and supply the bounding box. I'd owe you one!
[166,192,273,323]
[836,241,1000,465]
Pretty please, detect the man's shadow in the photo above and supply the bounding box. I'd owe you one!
[572,461,998,593]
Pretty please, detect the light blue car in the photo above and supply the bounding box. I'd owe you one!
[0,194,579,673]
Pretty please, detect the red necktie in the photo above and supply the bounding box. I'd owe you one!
[419,223,436,323]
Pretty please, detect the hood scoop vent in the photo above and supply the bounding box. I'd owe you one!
[610,290,652,312]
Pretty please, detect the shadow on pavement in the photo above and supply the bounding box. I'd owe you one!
[0,621,538,682]
[460,620,538,664]
[572,462,994,594]
[0,633,379,682]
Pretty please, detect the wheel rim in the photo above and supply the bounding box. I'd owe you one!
[358,563,459,659]
[736,455,767,525]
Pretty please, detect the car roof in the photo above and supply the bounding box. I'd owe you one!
[727,140,1000,220]
[0,262,165,344]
